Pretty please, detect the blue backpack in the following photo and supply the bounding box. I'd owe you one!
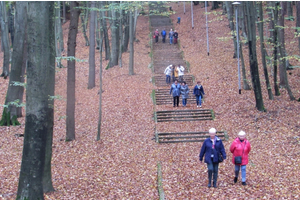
[162,30,166,36]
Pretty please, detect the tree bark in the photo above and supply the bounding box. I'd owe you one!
[123,12,130,52]
[97,29,103,141]
[55,1,63,68]
[63,1,66,24]
[245,1,265,111]
[95,3,100,50]
[287,1,294,21]
[66,1,80,141]
[273,2,280,96]
[129,11,134,75]
[0,1,11,79]
[278,1,291,71]
[100,1,110,60]
[0,1,27,126]
[258,2,273,100]
[118,3,123,67]
[225,1,237,58]
[80,1,89,46]
[88,1,96,89]
[239,42,251,90]
[17,2,55,199]
[8,3,15,46]
[109,4,120,67]
[211,1,219,10]
[296,2,300,54]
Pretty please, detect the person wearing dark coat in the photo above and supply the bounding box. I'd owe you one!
[170,80,181,107]
[199,128,226,188]
[193,81,205,107]
[173,30,178,44]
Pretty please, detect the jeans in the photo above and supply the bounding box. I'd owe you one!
[172,75,175,82]
[166,75,170,84]
[235,165,247,182]
[182,98,187,106]
[173,96,179,107]
[207,159,219,186]
[155,36,158,43]
[170,37,173,44]
[195,95,202,106]
[162,36,166,43]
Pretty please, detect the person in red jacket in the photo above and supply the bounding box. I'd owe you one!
[230,131,251,185]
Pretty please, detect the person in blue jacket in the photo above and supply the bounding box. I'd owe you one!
[170,80,181,107]
[193,81,205,107]
[199,128,226,188]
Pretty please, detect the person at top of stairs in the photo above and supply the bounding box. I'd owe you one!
[154,29,159,43]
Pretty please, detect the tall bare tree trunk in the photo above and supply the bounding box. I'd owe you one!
[0,1,27,126]
[273,2,280,96]
[239,42,251,90]
[123,12,130,52]
[63,1,66,24]
[258,2,273,100]
[109,4,120,68]
[55,1,63,68]
[81,1,89,46]
[245,1,265,111]
[0,1,11,79]
[88,1,96,89]
[100,1,110,60]
[129,11,134,75]
[66,1,80,141]
[8,3,14,46]
[225,1,237,58]
[287,1,294,21]
[17,2,55,199]
[118,3,123,68]
[97,29,104,141]
[296,2,300,54]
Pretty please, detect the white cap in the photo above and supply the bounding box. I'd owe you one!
[238,131,246,136]
[209,128,216,134]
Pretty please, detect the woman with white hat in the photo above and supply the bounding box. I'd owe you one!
[199,128,226,188]
[230,131,251,185]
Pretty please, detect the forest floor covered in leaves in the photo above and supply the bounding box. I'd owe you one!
[1,2,300,199]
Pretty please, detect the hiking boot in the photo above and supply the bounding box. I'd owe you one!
[242,182,247,186]
[234,177,238,183]
[213,182,217,188]
[200,105,202,108]
[208,184,211,188]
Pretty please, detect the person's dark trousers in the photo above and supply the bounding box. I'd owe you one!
[207,158,219,187]
[162,36,166,43]
[166,75,170,84]
[173,96,179,107]
[172,75,175,82]
[155,36,158,43]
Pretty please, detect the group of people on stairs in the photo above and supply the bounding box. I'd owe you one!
[154,28,178,44]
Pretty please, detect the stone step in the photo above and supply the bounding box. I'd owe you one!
[154,109,214,122]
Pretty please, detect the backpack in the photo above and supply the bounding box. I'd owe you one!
[162,30,166,36]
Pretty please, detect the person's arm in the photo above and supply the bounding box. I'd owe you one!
[170,86,173,95]
[230,141,236,153]
[199,141,206,161]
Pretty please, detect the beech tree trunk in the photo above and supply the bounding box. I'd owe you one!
[0,1,27,126]
[0,1,10,79]
[123,12,130,52]
[239,42,251,90]
[287,1,294,21]
[118,3,123,67]
[55,1,63,68]
[258,2,273,100]
[97,30,104,141]
[100,1,110,60]
[8,3,14,46]
[245,1,265,111]
[88,1,96,89]
[17,2,55,199]
[225,1,237,58]
[66,1,80,141]
[129,11,134,75]
[296,2,300,54]
[81,1,89,46]
[109,5,120,68]
[273,2,280,96]
[63,1,66,24]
